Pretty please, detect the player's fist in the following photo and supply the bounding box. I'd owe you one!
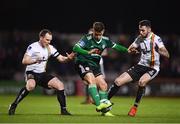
[128,47,139,54]
[89,48,101,54]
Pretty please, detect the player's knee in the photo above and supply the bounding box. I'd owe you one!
[99,82,107,90]
[86,78,96,85]
[26,83,35,91]
[138,80,147,87]
[49,78,64,90]
[56,82,64,90]
[114,77,123,86]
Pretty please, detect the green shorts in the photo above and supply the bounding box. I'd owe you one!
[75,61,102,79]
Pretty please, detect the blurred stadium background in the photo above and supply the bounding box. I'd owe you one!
[0,0,180,97]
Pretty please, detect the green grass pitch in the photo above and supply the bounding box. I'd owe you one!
[0,95,180,123]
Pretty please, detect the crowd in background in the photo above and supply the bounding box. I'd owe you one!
[0,30,179,81]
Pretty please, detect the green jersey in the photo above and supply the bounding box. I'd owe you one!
[73,34,127,67]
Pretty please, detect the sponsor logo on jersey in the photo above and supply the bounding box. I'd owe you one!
[79,40,85,47]
[148,70,155,76]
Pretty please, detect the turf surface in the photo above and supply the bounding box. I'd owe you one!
[0,95,180,123]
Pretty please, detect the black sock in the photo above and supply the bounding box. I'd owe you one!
[13,87,29,105]
[108,83,120,100]
[134,86,146,107]
[57,90,67,111]
[85,85,89,101]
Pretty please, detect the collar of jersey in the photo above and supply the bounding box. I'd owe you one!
[93,38,102,44]
[145,32,154,40]
[38,41,48,49]
[38,41,43,47]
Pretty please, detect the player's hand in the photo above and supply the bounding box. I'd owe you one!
[66,52,76,60]
[35,57,43,64]
[88,48,100,54]
[128,48,139,54]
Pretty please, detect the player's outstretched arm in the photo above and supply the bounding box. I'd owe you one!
[127,44,139,54]
[112,44,128,53]
[73,44,99,55]
[56,52,75,63]
[158,47,170,58]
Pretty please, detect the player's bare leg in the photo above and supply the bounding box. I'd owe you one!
[84,73,112,113]
[108,72,133,99]
[96,75,108,100]
[96,75,114,116]
[128,73,151,117]
[48,77,71,115]
[83,73,101,106]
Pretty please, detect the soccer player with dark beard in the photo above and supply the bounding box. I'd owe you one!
[108,20,170,117]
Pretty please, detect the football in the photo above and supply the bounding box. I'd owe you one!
[100,99,111,104]
[100,99,113,113]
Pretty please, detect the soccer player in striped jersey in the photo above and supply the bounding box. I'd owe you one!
[8,29,75,115]
[108,20,170,117]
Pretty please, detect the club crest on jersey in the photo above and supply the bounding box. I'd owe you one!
[158,38,162,43]
[102,44,105,49]
[27,46,32,51]
[85,67,90,71]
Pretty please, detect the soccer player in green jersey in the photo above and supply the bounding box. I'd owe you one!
[73,22,130,116]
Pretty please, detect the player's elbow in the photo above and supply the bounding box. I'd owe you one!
[22,58,29,65]
[167,50,170,58]
[73,45,78,53]
[22,59,26,65]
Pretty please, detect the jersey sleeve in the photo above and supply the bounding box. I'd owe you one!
[105,37,127,52]
[76,36,88,48]
[105,38,115,48]
[132,36,141,48]
[155,37,165,48]
[49,45,60,58]
[26,45,34,56]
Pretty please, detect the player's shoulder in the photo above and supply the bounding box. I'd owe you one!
[102,36,110,41]
[26,41,39,52]
[153,33,160,38]
[29,41,38,46]
[153,33,162,42]
[27,41,39,49]
[48,44,57,50]
[134,35,143,42]
[48,44,53,48]
[84,34,93,40]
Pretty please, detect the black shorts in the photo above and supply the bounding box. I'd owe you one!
[25,71,55,89]
[75,62,102,79]
[127,64,158,82]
